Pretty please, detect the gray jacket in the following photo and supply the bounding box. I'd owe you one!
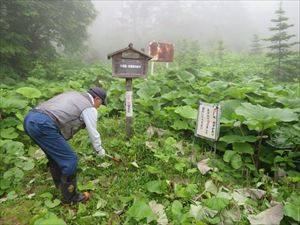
[36,91,93,140]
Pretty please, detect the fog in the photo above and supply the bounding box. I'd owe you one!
[87,0,300,60]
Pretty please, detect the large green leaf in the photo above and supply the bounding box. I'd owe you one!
[136,81,161,99]
[0,97,28,110]
[171,200,183,217]
[174,106,197,119]
[284,192,300,222]
[3,167,24,180]
[203,197,230,211]
[177,70,195,82]
[207,81,229,92]
[33,212,66,225]
[235,103,298,132]
[223,151,236,163]
[171,120,189,130]
[220,99,243,126]
[44,199,61,208]
[231,154,243,169]
[233,143,254,155]
[1,127,19,139]
[126,200,157,222]
[2,140,24,156]
[146,180,168,194]
[220,135,257,144]
[16,87,41,99]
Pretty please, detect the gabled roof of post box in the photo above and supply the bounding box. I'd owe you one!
[107,43,152,59]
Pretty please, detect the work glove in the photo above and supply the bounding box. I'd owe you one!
[96,146,106,157]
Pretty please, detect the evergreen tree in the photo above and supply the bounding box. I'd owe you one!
[264,2,299,81]
[217,40,225,63]
[250,34,263,55]
[0,1,96,77]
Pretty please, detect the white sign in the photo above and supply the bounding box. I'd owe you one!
[195,102,221,141]
[125,91,133,117]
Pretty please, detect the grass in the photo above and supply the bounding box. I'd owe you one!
[0,115,208,224]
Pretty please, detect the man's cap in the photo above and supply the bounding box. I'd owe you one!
[89,87,107,105]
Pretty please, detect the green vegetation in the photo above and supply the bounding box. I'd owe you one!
[264,2,299,81]
[1,52,299,224]
[0,1,299,225]
[0,1,96,78]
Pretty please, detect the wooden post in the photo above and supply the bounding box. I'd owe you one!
[125,78,133,138]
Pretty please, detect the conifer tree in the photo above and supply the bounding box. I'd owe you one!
[251,34,263,55]
[264,2,299,81]
[217,41,225,64]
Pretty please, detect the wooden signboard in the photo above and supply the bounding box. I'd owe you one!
[108,43,152,78]
[149,41,174,62]
[107,44,152,138]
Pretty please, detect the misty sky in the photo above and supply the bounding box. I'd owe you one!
[87,0,300,60]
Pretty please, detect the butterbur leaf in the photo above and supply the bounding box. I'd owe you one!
[203,197,230,211]
[146,180,168,194]
[223,151,236,163]
[207,81,228,92]
[44,199,61,208]
[220,135,257,144]
[4,167,24,180]
[172,120,189,130]
[171,200,183,217]
[233,143,254,155]
[149,200,168,225]
[220,99,243,125]
[197,158,213,175]
[231,154,243,169]
[16,87,41,99]
[204,180,218,195]
[177,70,195,82]
[232,192,248,205]
[236,188,266,200]
[126,200,157,222]
[247,204,283,225]
[22,160,35,171]
[174,106,197,119]
[39,192,53,199]
[137,81,160,99]
[1,127,19,139]
[33,212,66,225]
[284,192,300,222]
[235,103,298,132]
[189,204,218,221]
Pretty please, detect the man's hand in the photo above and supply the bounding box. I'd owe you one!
[96,146,106,157]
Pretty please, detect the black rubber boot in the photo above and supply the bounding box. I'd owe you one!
[60,175,90,204]
[48,160,61,188]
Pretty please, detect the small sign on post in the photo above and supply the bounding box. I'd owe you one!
[195,102,221,141]
[108,43,152,138]
[149,41,174,75]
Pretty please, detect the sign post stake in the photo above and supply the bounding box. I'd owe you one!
[125,78,133,138]
[151,61,154,75]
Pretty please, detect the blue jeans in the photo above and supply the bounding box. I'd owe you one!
[23,111,78,176]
